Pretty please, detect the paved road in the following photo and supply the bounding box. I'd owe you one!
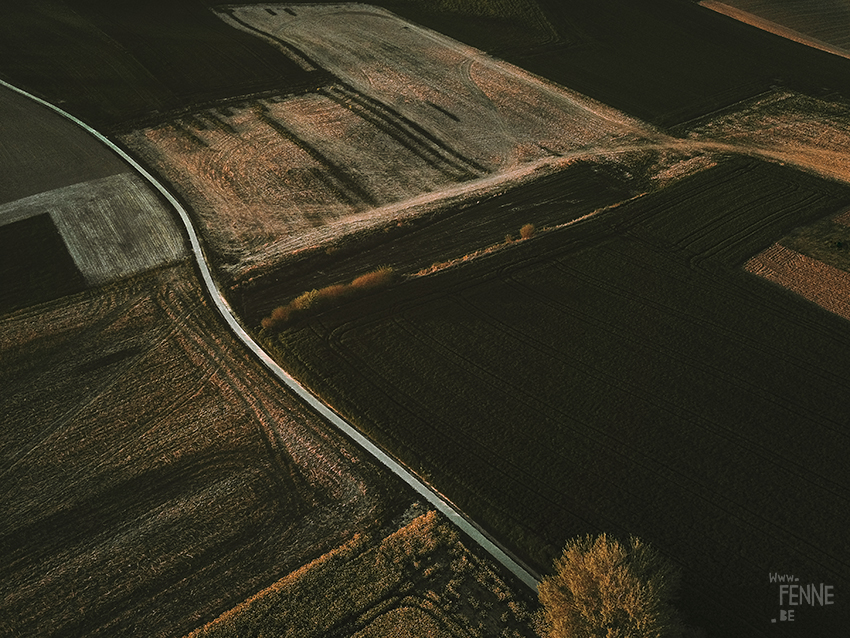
[0,78,542,592]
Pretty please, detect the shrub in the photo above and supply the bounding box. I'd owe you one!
[351,266,394,289]
[315,284,349,302]
[270,306,290,322]
[291,289,319,311]
[520,223,536,239]
[538,533,684,638]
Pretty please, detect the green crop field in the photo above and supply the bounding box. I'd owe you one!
[263,157,850,636]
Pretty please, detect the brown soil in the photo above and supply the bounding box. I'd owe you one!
[745,242,850,321]
[0,262,406,637]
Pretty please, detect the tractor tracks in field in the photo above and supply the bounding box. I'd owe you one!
[0,79,542,592]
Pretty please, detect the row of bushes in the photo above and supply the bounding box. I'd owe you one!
[260,266,395,331]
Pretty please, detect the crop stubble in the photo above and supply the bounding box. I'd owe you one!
[0,263,406,637]
[189,509,541,638]
[121,4,650,283]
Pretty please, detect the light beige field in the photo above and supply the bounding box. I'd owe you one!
[686,90,850,183]
[0,172,186,285]
[745,242,850,321]
[122,4,657,282]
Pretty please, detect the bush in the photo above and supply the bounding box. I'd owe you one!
[351,266,394,289]
[538,533,684,638]
[291,289,319,311]
[259,267,396,332]
[520,223,536,239]
[316,284,349,302]
[270,306,291,322]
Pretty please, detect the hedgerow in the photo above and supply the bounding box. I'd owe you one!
[260,266,394,332]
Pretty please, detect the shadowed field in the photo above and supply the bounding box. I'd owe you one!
[0,262,407,637]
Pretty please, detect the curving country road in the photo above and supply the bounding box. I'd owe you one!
[0,78,542,592]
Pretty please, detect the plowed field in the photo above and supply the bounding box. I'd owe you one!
[266,157,850,637]
[0,263,406,637]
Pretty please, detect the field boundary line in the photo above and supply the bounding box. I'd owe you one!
[0,78,542,592]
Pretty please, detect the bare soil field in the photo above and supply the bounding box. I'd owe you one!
[0,214,87,315]
[0,173,186,286]
[189,509,541,638]
[0,0,319,129]
[0,262,410,637]
[701,0,850,59]
[0,85,126,204]
[231,156,646,324]
[6,0,850,135]
[0,83,187,314]
[119,3,656,283]
[745,243,850,322]
[264,156,850,637]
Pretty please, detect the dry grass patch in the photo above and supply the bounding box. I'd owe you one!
[0,263,399,637]
[261,267,395,331]
[187,509,540,638]
[686,90,850,183]
[120,4,653,282]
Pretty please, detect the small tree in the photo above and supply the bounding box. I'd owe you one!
[520,223,536,239]
[538,534,684,638]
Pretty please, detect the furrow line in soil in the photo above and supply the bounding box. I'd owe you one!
[318,84,477,181]
[334,81,490,175]
[251,102,375,208]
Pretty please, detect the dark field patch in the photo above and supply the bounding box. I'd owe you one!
[0,0,319,129]
[233,158,638,324]
[0,86,127,204]
[0,214,86,315]
[383,0,850,127]
[265,158,850,637]
[6,0,850,131]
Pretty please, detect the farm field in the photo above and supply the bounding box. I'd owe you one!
[0,0,320,130]
[745,243,850,323]
[683,90,850,184]
[121,3,656,285]
[1,25,549,637]
[0,83,187,314]
[231,155,661,325]
[6,0,850,134]
[5,2,850,637]
[701,0,850,59]
[0,262,413,637]
[0,85,126,205]
[190,509,541,638]
[263,156,850,637]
